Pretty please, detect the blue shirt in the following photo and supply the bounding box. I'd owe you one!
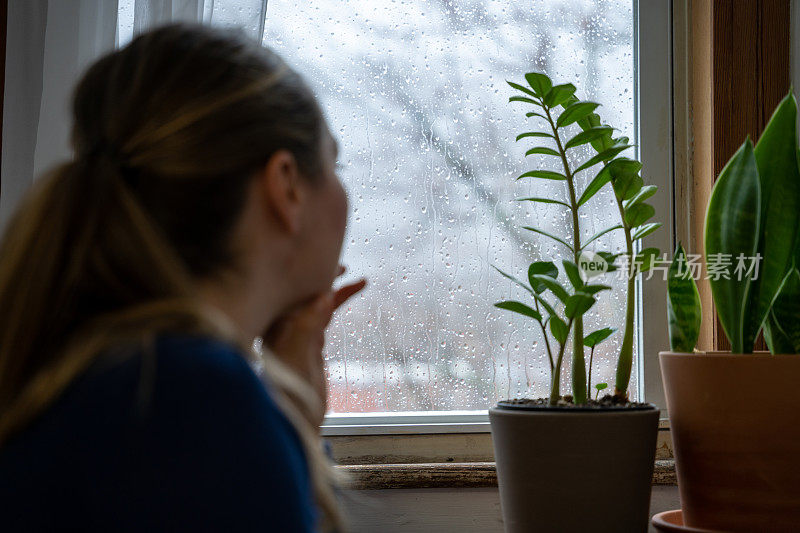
[0,334,317,532]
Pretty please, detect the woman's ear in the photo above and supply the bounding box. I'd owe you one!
[258,150,305,234]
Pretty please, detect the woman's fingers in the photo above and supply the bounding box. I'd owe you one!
[263,279,366,422]
[299,279,366,329]
[332,279,367,311]
[267,278,366,339]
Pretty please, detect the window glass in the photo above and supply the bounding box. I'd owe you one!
[274,0,634,413]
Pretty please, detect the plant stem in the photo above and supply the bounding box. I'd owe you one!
[534,299,554,372]
[543,104,588,404]
[587,346,595,399]
[549,317,574,405]
[613,195,635,397]
[549,344,566,405]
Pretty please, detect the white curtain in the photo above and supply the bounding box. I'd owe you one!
[0,0,268,230]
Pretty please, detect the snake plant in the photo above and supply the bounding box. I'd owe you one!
[667,91,800,354]
[494,72,661,405]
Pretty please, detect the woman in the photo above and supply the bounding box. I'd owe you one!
[0,24,363,532]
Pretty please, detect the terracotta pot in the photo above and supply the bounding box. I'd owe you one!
[489,405,659,533]
[660,352,800,532]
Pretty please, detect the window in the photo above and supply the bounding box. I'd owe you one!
[264,0,672,427]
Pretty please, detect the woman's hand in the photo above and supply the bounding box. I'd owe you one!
[264,269,366,419]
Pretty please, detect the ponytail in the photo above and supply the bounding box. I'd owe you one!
[0,155,197,440]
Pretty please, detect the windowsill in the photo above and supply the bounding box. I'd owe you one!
[323,415,671,437]
[325,420,673,465]
[337,459,676,490]
[321,411,492,436]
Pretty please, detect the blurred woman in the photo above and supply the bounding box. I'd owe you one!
[0,24,363,532]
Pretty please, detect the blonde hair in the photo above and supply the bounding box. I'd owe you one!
[0,24,344,531]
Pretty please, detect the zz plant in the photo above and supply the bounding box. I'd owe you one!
[668,91,800,354]
[495,72,661,405]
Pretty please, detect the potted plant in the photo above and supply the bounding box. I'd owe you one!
[661,91,800,531]
[488,72,661,533]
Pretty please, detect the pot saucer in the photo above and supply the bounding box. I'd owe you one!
[651,510,719,533]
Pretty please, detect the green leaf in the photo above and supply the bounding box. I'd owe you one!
[565,292,596,319]
[565,126,614,150]
[530,274,570,303]
[515,197,570,208]
[705,139,761,353]
[614,175,643,201]
[582,283,611,295]
[557,102,601,128]
[763,268,800,353]
[492,265,534,295]
[597,251,620,273]
[586,123,615,153]
[525,73,552,97]
[575,144,633,174]
[561,98,615,153]
[510,96,539,105]
[543,83,577,107]
[607,157,643,176]
[745,92,800,352]
[507,81,538,98]
[549,315,569,344]
[595,382,608,391]
[624,185,658,209]
[517,170,566,181]
[607,158,644,200]
[584,327,616,348]
[582,224,623,249]
[525,112,548,120]
[523,226,574,252]
[631,222,662,241]
[562,260,584,289]
[525,147,560,157]
[634,247,661,273]
[516,132,553,142]
[764,310,795,354]
[528,261,559,294]
[561,95,579,108]
[624,203,656,228]
[608,156,642,175]
[495,301,543,321]
[577,165,612,207]
[666,244,702,352]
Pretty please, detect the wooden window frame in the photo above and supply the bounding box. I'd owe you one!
[675,0,790,352]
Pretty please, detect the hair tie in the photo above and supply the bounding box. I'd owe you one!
[80,140,141,188]
[82,140,127,165]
